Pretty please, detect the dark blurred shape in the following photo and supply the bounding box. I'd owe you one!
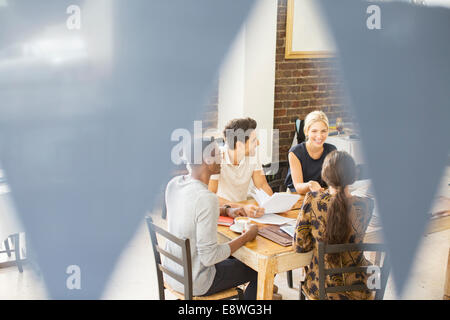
[0,0,255,298]
[318,0,450,296]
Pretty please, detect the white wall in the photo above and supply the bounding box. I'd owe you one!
[292,0,335,52]
[217,0,277,164]
[218,28,246,127]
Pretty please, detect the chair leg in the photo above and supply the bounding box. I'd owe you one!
[4,238,12,257]
[13,234,23,273]
[287,270,293,288]
[299,281,305,300]
[237,287,244,300]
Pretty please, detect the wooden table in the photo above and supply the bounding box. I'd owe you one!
[217,198,312,300]
[218,195,450,300]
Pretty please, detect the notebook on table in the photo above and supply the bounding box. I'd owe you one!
[280,225,295,238]
[258,225,293,247]
[217,216,234,226]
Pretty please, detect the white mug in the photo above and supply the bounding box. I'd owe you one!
[234,217,250,232]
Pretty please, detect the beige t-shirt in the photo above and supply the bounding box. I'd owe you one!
[210,147,263,202]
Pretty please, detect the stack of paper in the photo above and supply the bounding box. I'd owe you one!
[250,188,300,214]
[249,214,295,225]
[248,188,300,225]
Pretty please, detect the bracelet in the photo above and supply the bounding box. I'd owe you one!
[224,205,231,215]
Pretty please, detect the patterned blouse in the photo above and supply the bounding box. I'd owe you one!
[294,191,375,300]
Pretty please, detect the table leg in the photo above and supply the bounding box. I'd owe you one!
[287,270,293,288]
[257,257,276,300]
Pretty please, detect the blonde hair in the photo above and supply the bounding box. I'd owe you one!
[303,111,329,137]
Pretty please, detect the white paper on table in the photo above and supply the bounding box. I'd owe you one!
[250,188,300,214]
[249,213,295,225]
[280,225,295,237]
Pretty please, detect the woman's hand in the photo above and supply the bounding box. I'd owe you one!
[308,181,322,192]
[243,204,265,218]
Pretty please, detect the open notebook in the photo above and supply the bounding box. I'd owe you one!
[250,188,300,214]
[248,188,300,225]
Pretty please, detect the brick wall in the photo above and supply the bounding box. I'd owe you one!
[202,83,219,131]
[200,78,219,132]
[201,0,352,159]
[273,0,350,162]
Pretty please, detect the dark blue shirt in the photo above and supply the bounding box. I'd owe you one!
[284,142,337,192]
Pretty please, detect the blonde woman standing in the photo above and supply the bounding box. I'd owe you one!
[284,111,337,194]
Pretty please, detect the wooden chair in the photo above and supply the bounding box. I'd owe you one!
[1,233,24,272]
[295,118,306,145]
[299,242,391,300]
[262,161,289,193]
[145,216,243,300]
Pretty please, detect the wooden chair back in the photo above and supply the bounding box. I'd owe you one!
[146,216,193,300]
[317,242,391,300]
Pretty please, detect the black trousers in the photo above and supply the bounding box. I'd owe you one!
[202,258,258,300]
